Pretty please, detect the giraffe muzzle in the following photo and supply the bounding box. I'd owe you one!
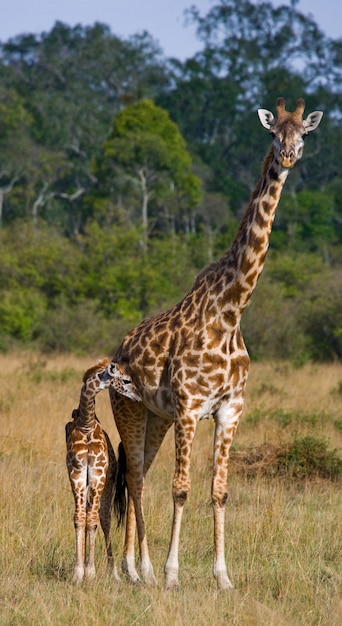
[279,150,295,169]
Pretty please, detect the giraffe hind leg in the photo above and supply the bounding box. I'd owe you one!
[121,412,172,585]
[99,440,121,582]
[121,495,141,584]
[84,462,106,580]
[164,413,197,591]
[73,522,86,584]
[68,466,87,584]
[211,401,244,590]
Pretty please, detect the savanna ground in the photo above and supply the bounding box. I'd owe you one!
[1,353,342,625]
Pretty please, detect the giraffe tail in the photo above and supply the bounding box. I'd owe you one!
[113,441,127,528]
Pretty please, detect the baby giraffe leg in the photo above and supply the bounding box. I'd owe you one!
[72,480,87,584]
[84,484,101,580]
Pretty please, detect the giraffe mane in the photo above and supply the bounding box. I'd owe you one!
[71,408,79,420]
[82,358,110,383]
[250,147,274,201]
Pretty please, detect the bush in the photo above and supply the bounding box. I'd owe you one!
[0,288,46,342]
[36,297,117,354]
[280,436,342,480]
[300,269,342,360]
[231,436,342,481]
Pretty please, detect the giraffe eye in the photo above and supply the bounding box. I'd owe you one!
[122,378,131,385]
[270,131,276,139]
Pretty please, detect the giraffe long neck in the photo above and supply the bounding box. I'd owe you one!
[76,380,98,433]
[214,146,289,317]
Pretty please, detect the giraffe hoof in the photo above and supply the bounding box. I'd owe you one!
[165,581,180,592]
[140,564,158,587]
[164,568,180,591]
[216,573,234,591]
[128,577,142,587]
[124,572,142,586]
[72,568,85,585]
[144,573,158,587]
[112,568,122,583]
[84,566,96,581]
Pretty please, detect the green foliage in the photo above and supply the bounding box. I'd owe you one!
[280,436,342,480]
[300,268,342,360]
[242,255,342,363]
[0,86,32,135]
[0,220,200,352]
[265,251,325,296]
[95,99,202,241]
[36,297,115,354]
[0,288,46,342]
[233,437,342,481]
[274,190,337,255]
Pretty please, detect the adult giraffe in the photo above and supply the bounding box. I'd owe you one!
[108,98,323,590]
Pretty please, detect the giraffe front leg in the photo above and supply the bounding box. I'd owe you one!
[212,401,243,590]
[85,481,102,581]
[164,496,185,591]
[164,415,196,591]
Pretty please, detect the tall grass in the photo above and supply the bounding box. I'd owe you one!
[1,354,342,625]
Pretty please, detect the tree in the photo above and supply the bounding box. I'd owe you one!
[95,99,202,248]
[0,87,33,225]
[0,23,168,231]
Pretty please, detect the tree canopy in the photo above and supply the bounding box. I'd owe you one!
[95,99,202,245]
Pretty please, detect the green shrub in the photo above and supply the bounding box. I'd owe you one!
[280,436,342,480]
[232,437,342,481]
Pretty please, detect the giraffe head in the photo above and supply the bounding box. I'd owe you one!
[98,360,142,402]
[258,97,323,169]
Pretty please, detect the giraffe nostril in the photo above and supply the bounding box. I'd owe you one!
[280,149,294,159]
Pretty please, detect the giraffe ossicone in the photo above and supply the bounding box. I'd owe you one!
[107,97,323,590]
[65,357,140,584]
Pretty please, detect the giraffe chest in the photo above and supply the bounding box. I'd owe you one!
[118,306,249,420]
[134,330,249,421]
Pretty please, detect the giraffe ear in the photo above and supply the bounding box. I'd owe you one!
[303,111,323,133]
[257,108,274,130]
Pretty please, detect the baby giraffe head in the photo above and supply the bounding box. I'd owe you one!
[98,360,142,402]
[258,97,323,169]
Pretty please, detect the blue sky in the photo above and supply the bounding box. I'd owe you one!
[0,1,340,60]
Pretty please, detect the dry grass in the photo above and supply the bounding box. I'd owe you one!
[1,353,342,625]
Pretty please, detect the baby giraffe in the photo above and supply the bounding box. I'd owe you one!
[65,358,141,584]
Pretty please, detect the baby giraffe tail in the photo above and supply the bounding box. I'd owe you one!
[113,442,127,528]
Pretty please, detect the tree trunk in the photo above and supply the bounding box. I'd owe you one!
[138,168,149,254]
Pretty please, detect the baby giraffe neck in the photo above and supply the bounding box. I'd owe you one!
[77,380,98,432]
